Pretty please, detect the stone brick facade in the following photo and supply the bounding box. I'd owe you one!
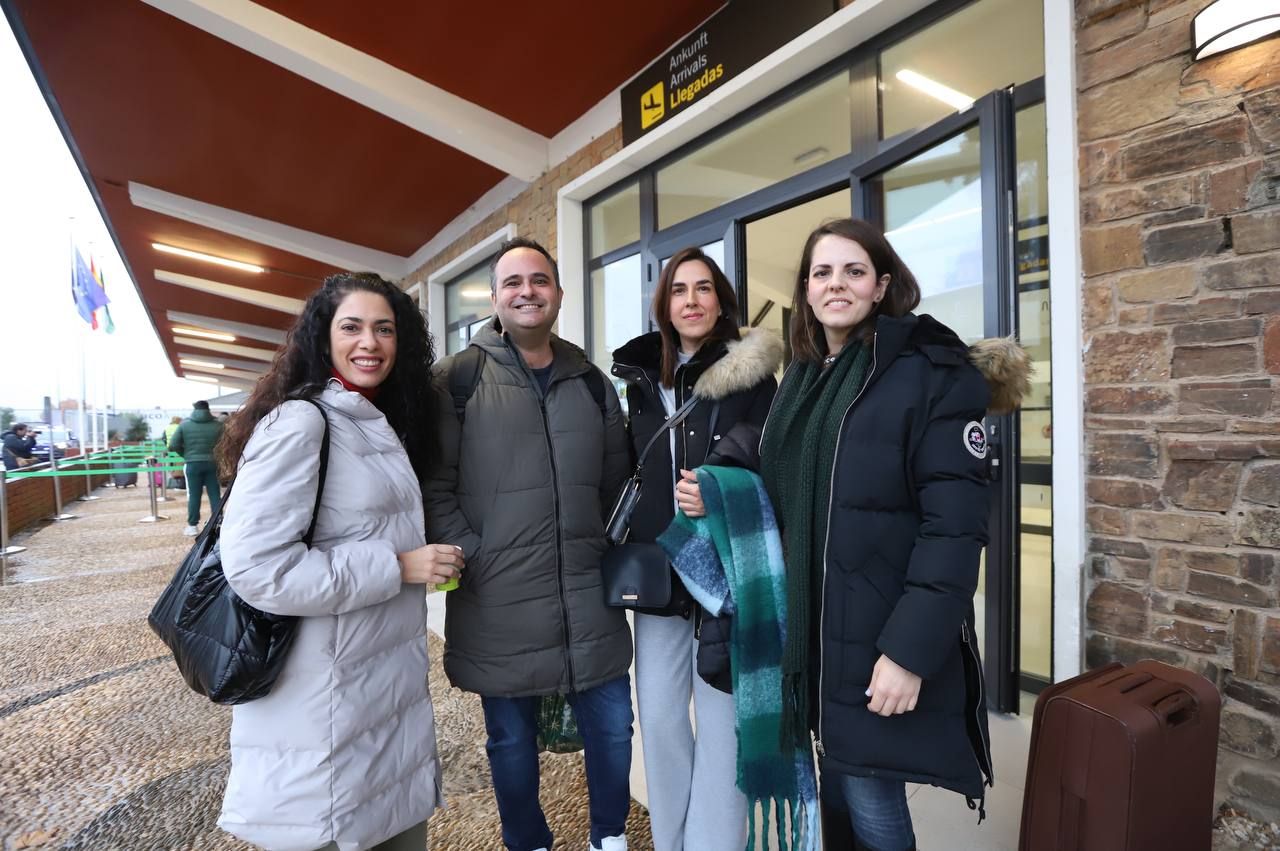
[404,127,623,283]
[1077,0,1280,820]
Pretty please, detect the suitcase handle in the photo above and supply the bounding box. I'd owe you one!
[1153,690,1197,727]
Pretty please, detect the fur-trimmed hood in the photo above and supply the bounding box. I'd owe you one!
[612,328,783,401]
[968,336,1032,416]
[886,313,1032,416]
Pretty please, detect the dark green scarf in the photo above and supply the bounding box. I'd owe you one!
[759,342,872,747]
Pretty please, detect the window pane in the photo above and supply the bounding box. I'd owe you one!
[881,126,985,344]
[1016,102,1052,684]
[590,254,644,372]
[744,190,851,371]
[880,0,1044,139]
[656,73,851,230]
[445,262,492,330]
[589,181,642,258]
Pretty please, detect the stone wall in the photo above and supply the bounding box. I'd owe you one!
[1077,0,1280,820]
[404,127,623,283]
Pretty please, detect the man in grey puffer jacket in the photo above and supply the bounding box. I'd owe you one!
[426,238,633,851]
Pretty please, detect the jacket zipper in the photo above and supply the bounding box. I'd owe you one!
[815,334,878,758]
[960,619,995,784]
[510,339,577,692]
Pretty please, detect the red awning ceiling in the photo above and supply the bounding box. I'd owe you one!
[7,0,722,380]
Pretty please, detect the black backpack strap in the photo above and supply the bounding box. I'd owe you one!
[448,347,487,425]
[297,399,331,545]
[582,366,608,420]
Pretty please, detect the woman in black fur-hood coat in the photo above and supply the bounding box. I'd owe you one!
[758,219,1032,851]
[611,247,781,851]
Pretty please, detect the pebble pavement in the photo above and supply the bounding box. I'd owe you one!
[4,484,1270,851]
[0,485,654,851]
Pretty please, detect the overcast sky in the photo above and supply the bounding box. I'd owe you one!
[0,20,246,414]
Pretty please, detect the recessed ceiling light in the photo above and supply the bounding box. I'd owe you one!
[172,326,237,342]
[459,287,491,300]
[185,375,220,384]
[152,243,264,274]
[895,69,974,112]
[1193,0,1280,60]
[179,358,225,370]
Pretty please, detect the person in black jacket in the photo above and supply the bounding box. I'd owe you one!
[1,424,36,470]
[612,247,781,851]
[758,219,1029,851]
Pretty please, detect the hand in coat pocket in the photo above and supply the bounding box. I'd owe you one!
[866,653,921,716]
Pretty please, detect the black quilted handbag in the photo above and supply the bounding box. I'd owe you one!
[602,395,698,613]
[148,400,330,705]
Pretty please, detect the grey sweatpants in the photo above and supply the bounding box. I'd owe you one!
[634,611,748,851]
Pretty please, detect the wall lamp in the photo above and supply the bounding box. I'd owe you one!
[1193,0,1280,60]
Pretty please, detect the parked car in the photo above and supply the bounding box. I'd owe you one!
[28,425,78,463]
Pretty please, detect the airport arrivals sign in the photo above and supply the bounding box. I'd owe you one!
[621,0,833,145]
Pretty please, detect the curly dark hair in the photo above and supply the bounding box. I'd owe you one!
[217,272,440,482]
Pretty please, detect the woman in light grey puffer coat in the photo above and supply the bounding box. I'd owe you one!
[215,274,461,851]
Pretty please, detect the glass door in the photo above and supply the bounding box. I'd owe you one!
[854,89,1024,712]
[742,189,853,370]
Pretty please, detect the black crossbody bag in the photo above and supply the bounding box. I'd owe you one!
[601,395,700,614]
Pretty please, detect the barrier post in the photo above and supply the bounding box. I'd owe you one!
[0,470,29,586]
[102,445,116,488]
[156,449,171,502]
[48,450,76,521]
[79,447,101,501]
[138,457,168,523]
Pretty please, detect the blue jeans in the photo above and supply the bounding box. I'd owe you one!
[481,675,634,851]
[821,768,916,851]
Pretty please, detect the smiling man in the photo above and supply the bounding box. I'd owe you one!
[425,237,634,851]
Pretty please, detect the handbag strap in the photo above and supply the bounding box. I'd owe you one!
[635,394,699,470]
[298,399,331,545]
[208,398,331,543]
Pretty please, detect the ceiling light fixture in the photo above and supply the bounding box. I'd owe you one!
[185,375,221,384]
[895,69,974,111]
[459,287,491,300]
[1192,0,1280,60]
[179,358,226,370]
[172,326,237,342]
[152,243,265,274]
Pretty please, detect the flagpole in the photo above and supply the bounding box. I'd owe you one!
[71,219,88,461]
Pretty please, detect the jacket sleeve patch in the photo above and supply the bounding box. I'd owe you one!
[964,421,988,459]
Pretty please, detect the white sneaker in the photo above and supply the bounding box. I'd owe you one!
[590,836,626,851]
[183,525,199,536]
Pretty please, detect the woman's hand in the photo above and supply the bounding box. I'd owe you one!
[397,544,464,586]
[675,469,706,518]
[866,654,922,717]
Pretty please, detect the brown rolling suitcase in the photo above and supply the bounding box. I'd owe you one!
[1018,660,1220,851]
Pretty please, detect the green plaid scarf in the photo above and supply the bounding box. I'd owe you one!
[758,343,872,750]
[659,465,818,851]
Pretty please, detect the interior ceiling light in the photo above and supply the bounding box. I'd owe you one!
[172,326,237,342]
[152,243,264,274]
[185,375,220,384]
[459,287,491,300]
[895,69,974,111]
[179,358,225,370]
[1193,0,1280,60]
[793,146,830,167]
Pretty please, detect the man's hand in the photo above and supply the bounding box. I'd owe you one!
[866,654,922,717]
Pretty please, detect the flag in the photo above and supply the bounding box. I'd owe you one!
[72,247,109,328]
[89,255,116,334]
